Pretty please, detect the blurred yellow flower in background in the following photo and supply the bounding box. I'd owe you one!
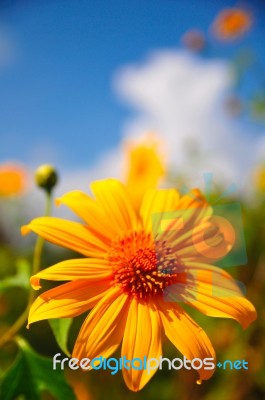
[0,163,27,197]
[212,7,252,41]
[125,134,165,210]
[253,163,265,192]
[22,179,256,391]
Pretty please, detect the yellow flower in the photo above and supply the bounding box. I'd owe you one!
[253,164,265,192]
[0,163,27,197]
[21,179,256,391]
[212,8,252,41]
[125,135,165,210]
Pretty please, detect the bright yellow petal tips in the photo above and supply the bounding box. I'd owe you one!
[122,299,162,391]
[23,177,257,391]
[28,280,112,327]
[30,258,112,290]
[166,263,257,330]
[21,216,109,257]
[21,225,31,236]
[157,298,216,382]
[30,276,42,290]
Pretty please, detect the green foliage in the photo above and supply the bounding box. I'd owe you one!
[0,259,30,293]
[251,94,265,121]
[49,318,73,357]
[0,337,76,400]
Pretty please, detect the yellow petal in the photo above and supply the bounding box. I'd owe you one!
[56,190,117,241]
[121,299,162,392]
[28,280,111,326]
[140,188,180,233]
[165,262,257,329]
[30,258,112,290]
[174,215,234,264]
[177,189,208,211]
[157,297,216,381]
[90,179,140,233]
[21,216,109,257]
[73,287,129,361]
[168,189,212,242]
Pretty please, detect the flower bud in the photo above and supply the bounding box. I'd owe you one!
[35,164,58,193]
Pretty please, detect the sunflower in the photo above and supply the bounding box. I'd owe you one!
[21,179,256,391]
[212,7,252,41]
[0,163,27,197]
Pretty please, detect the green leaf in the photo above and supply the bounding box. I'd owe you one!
[0,259,30,293]
[49,318,73,357]
[251,94,265,121]
[0,337,76,400]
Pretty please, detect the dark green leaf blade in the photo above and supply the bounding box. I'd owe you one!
[49,318,73,357]
[0,338,76,400]
[0,259,30,293]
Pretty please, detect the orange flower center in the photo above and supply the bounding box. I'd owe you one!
[109,231,181,300]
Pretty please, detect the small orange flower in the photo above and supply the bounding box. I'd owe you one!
[125,134,165,210]
[0,163,27,197]
[212,7,252,40]
[181,30,206,52]
[22,179,256,391]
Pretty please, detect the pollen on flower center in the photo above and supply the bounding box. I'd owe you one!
[108,231,181,300]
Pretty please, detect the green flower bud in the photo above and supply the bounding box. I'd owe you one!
[35,164,58,193]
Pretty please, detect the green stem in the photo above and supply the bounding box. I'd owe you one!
[0,191,52,348]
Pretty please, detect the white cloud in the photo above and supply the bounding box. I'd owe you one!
[25,50,265,196]
[113,49,265,190]
[17,49,265,229]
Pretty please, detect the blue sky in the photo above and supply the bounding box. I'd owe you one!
[0,0,265,172]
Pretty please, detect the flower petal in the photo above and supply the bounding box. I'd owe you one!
[90,179,139,233]
[177,189,208,211]
[165,262,257,329]
[173,215,233,264]
[140,188,180,233]
[157,297,216,381]
[165,192,212,249]
[30,258,113,290]
[56,190,117,241]
[21,217,109,257]
[73,287,130,362]
[28,280,111,326]
[121,299,162,392]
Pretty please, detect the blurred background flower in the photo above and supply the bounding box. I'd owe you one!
[0,163,27,197]
[124,134,165,210]
[212,7,252,41]
[181,30,206,53]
